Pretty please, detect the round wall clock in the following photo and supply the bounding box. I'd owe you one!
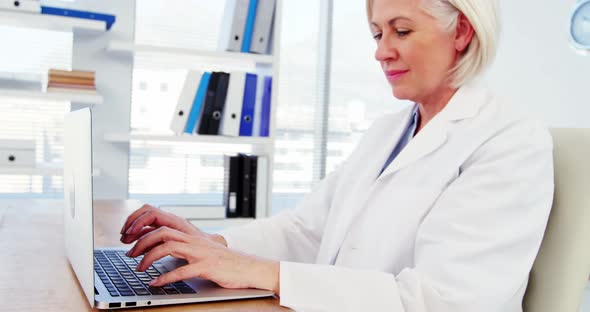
[570,0,590,52]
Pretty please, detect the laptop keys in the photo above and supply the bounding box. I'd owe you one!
[95,250,197,297]
[119,290,135,296]
[173,282,197,294]
[162,286,180,294]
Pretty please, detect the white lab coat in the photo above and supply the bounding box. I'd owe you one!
[220,81,554,312]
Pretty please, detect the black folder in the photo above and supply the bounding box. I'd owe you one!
[199,72,229,135]
[240,154,252,218]
[198,72,220,135]
[226,155,241,218]
[207,72,230,135]
[249,155,258,218]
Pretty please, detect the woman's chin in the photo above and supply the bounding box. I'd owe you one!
[391,86,413,101]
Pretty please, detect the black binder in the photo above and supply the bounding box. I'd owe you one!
[249,155,258,218]
[207,72,230,135]
[198,72,220,135]
[240,154,252,218]
[226,155,241,218]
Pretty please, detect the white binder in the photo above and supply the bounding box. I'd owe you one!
[249,0,276,54]
[219,0,250,52]
[169,71,202,135]
[255,156,268,219]
[220,72,246,137]
[0,0,41,13]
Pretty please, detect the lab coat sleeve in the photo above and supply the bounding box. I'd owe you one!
[217,111,399,263]
[218,167,342,263]
[278,122,554,312]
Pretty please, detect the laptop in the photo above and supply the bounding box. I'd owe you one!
[63,108,274,309]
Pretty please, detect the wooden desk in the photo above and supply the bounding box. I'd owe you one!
[0,199,290,311]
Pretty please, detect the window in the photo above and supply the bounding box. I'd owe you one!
[0,1,406,210]
[0,26,72,198]
[327,0,411,174]
[127,0,406,214]
[129,1,257,207]
[129,0,328,215]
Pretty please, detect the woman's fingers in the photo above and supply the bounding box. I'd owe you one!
[124,208,189,236]
[120,226,156,244]
[120,204,156,234]
[149,264,201,287]
[136,241,193,272]
[127,227,189,258]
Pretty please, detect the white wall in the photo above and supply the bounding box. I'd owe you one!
[484,0,590,128]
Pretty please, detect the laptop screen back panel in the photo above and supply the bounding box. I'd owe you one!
[64,108,95,307]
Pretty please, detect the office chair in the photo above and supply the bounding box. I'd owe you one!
[523,128,590,311]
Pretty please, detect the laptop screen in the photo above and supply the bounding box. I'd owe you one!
[64,108,96,307]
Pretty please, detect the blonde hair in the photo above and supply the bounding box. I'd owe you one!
[366,0,500,88]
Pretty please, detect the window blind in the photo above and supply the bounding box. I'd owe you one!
[0,26,72,198]
[129,0,406,214]
[129,0,328,215]
[327,0,411,174]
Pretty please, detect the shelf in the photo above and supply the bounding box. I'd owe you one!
[0,88,103,105]
[0,164,61,176]
[189,218,254,229]
[0,164,101,176]
[104,132,273,146]
[106,41,274,65]
[0,11,107,32]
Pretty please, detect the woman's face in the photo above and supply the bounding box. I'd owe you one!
[370,0,458,104]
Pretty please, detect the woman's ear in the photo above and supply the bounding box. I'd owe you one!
[455,13,475,53]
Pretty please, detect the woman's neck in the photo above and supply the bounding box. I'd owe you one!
[415,85,458,134]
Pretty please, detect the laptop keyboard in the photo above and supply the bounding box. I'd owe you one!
[94,250,197,297]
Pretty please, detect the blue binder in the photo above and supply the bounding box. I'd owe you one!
[259,76,272,137]
[239,73,258,136]
[41,6,117,30]
[185,72,212,134]
[241,0,259,52]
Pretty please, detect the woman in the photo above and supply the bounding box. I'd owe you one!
[120,0,554,310]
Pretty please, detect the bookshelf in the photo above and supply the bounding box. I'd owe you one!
[0,163,101,176]
[0,88,103,105]
[0,163,63,176]
[1,1,282,228]
[0,6,111,181]
[0,10,107,32]
[99,0,284,228]
[104,132,273,146]
[106,40,274,65]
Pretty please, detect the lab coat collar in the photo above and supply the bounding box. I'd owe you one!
[377,81,485,180]
[437,79,486,122]
[321,82,489,265]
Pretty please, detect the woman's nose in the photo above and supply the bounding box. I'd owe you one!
[374,37,399,63]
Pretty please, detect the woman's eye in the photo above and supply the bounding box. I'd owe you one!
[372,33,382,41]
[396,30,411,37]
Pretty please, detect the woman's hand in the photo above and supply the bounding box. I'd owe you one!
[120,204,279,294]
[126,226,280,294]
[119,204,226,246]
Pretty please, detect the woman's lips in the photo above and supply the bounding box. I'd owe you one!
[385,70,409,81]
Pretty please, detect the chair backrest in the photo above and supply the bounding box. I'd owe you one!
[523,128,590,311]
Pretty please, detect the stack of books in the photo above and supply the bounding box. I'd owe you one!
[47,69,96,94]
[219,0,276,55]
[170,71,272,138]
